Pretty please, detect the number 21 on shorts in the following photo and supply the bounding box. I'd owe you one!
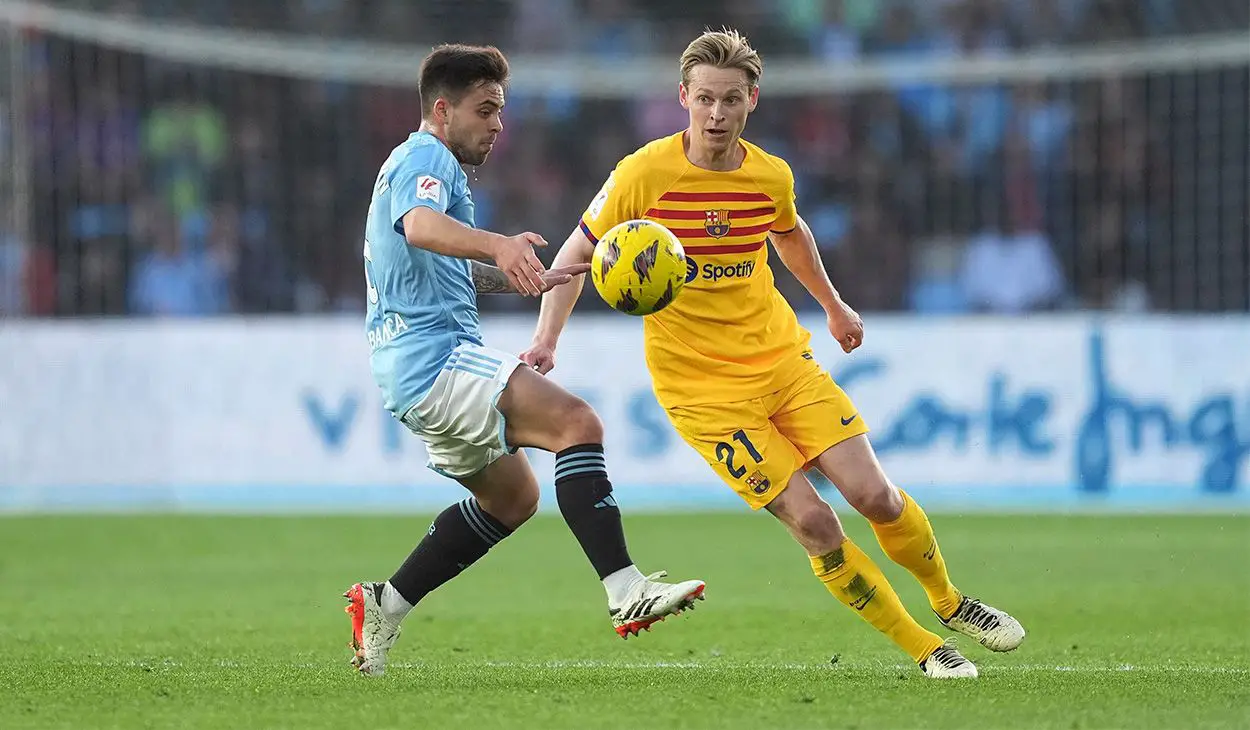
[715,429,763,479]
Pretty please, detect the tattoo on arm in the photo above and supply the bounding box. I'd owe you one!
[470,261,513,294]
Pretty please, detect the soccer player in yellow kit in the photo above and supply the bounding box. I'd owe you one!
[522,29,1026,678]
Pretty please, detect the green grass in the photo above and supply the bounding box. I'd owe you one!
[1,513,1247,729]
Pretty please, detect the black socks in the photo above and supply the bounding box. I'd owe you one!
[388,497,512,605]
[554,444,633,580]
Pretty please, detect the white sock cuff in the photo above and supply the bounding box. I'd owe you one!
[603,564,646,607]
[381,581,415,624]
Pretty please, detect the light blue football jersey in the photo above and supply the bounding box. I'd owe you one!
[363,131,482,416]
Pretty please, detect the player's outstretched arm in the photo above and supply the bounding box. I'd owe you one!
[470,260,591,295]
[521,226,597,373]
[402,207,550,296]
[771,215,864,353]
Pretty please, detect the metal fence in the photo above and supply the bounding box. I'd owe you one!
[1,0,1247,317]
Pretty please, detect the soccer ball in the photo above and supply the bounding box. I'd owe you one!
[590,220,687,316]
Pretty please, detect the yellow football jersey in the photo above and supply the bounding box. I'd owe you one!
[580,132,812,407]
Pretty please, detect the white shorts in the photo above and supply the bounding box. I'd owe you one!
[400,343,525,479]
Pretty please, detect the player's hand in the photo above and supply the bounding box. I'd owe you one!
[520,341,556,375]
[493,232,548,296]
[827,298,864,354]
[539,263,591,293]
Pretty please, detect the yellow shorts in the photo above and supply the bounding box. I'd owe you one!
[665,358,869,510]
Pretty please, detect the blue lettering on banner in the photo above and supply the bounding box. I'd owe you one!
[302,391,359,451]
[833,362,1054,457]
[836,330,1246,494]
[1074,331,1249,494]
[301,330,1246,495]
[628,390,670,456]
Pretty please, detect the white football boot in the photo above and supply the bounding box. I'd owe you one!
[940,596,1026,652]
[610,571,706,638]
[919,638,979,679]
[343,582,402,677]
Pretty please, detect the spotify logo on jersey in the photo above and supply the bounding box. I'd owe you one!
[685,256,757,284]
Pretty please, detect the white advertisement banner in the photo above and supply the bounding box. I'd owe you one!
[1,315,1247,511]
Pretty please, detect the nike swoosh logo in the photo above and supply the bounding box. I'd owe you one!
[851,586,877,611]
[841,414,858,426]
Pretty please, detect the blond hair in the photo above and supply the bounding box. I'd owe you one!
[679,28,762,88]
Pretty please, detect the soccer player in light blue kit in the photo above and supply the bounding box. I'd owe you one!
[343,44,706,676]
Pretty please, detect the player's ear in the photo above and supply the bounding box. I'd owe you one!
[432,97,449,124]
[678,82,690,110]
[748,85,760,111]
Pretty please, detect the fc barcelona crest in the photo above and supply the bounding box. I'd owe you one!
[746,470,771,494]
[704,209,731,238]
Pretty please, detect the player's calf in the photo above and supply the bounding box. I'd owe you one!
[387,497,515,617]
[463,455,541,531]
[816,440,966,619]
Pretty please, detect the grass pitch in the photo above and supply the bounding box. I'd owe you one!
[1,512,1247,729]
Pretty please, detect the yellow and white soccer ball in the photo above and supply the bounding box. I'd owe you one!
[590,219,688,316]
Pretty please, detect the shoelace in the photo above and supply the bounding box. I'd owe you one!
[930,641,970,668]
[631,570,671,600]
[635,570,675,605]
[956,599,1002,632]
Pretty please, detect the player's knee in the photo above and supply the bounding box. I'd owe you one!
[483,485,540,530]
[850,481,904,523]
[793,501,845,552]
[556,397,604,447]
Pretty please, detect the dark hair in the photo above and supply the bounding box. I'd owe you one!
[418,44,510,116]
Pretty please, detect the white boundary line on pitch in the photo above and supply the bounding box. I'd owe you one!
[460,661,1250,674]
[76,659,1250,675]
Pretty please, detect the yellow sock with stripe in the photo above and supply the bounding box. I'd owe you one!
[809,538,944,663]
[870,489,963,619]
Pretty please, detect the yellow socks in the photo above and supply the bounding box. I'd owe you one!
[809,538,944,663]
[870,489,963,619]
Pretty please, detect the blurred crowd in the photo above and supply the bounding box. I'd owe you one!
[0,0,1247,317]
[45,0,1250,51]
